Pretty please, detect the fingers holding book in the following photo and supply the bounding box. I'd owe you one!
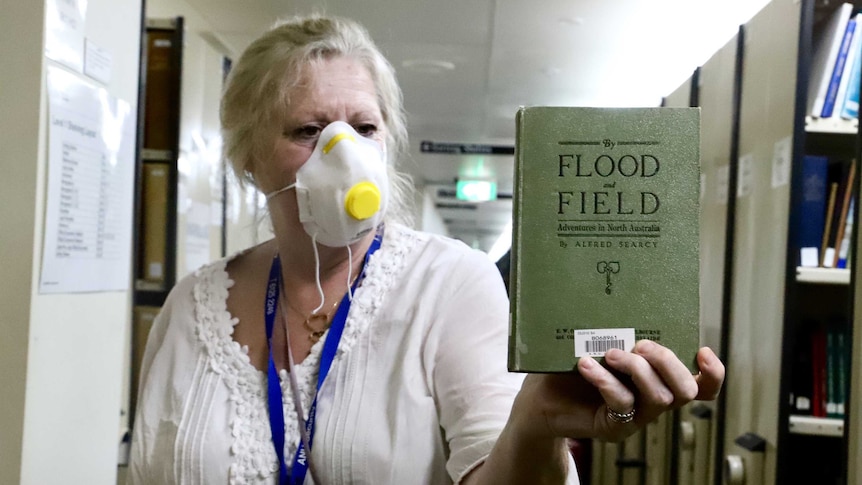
[574,340,725,441]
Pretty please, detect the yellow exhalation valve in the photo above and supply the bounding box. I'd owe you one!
[344,181,381,220]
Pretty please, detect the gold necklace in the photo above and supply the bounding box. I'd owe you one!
[287,298,340,343]
[284,272,361,343]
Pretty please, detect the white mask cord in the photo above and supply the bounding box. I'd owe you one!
[310,232,325,315]
[346,244,354,301]
[265,183,296,201]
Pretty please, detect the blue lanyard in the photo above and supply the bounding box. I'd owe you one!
[265,235,382,485]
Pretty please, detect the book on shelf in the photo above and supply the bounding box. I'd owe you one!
[799,319,849,419]
[790,319,815,415]
[834,13,862,118]
[820,181,839,267]
[830,158,856,268]
[825,319,849,418]
[508,107,700,373]
[821,16,856,117]
[841,17,862,120]
[797,155,829,267]
[836,198,855,268]
[835,325,848,417]
[808,3,854,118]
[812,324,827,417]
[817,158,856,268]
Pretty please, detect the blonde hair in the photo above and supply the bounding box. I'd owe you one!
[221,14,413,224]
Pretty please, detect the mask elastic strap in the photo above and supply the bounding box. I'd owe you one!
[265,183,296,201]
[310,232,325,315]
[346,245,354,301]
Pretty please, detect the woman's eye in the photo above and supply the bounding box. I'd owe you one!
[354,124,378,137]
[288,125,322,141]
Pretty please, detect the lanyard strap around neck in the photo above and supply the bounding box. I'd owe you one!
[264,234,382,485]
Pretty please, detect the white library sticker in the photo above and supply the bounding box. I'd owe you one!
[574,328,636,357]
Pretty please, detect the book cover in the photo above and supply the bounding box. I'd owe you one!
[509,107,700,373]
[821,17,856,117]
[797,155,829,267]
[808,3,853,118]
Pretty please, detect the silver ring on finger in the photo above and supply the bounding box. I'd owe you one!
[607,407,636,424]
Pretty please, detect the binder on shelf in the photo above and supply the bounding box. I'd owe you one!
[798,155,829,267]
[144,30,178,151]
[808,3,854,118]
[822,17,857,117]
[140,162,169,283]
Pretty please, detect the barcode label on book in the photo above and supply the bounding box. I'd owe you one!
[574,329,636,357]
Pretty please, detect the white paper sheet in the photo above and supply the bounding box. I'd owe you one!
[45,0,87,72]
[41,66,135,293]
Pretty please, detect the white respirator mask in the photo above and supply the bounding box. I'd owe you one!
[265,120,389,248]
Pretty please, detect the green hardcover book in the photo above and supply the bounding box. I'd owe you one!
[508,107,701,373]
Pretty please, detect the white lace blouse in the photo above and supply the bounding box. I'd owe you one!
[129,224,577,484]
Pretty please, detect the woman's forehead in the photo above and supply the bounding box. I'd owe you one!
[284,58,382,119]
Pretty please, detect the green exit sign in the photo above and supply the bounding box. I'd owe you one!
[456,180,497,202]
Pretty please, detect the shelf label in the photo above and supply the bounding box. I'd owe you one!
[772,136,792,188]
[737,153,754,198]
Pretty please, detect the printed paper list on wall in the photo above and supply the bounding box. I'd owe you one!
[41,66,135,293]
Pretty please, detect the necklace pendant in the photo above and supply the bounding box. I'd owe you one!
[304,313,331,343]
[305,313,329,331]
[308,330,326,343]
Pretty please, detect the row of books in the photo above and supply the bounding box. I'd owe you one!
[791,319,850,419]
[808,3,862,120]
[797,155,856,268]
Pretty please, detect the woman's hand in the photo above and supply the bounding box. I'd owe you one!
[511,341,725,443]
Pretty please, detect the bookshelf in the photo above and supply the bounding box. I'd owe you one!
[129,17,184,427]
[676,0,862,483]
[134,18,183,303]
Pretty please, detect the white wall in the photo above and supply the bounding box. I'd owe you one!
[419,186,450,236]
[0,0,143,483]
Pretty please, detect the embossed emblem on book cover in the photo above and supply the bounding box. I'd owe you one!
[508,107,700,372]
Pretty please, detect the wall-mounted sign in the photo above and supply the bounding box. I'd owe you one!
[420,141,514,155]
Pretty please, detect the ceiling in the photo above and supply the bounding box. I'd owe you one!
[183,0,769,257]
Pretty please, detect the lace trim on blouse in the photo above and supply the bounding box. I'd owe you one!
[191,224,420,484]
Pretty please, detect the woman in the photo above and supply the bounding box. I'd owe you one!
[129,14,724,485]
